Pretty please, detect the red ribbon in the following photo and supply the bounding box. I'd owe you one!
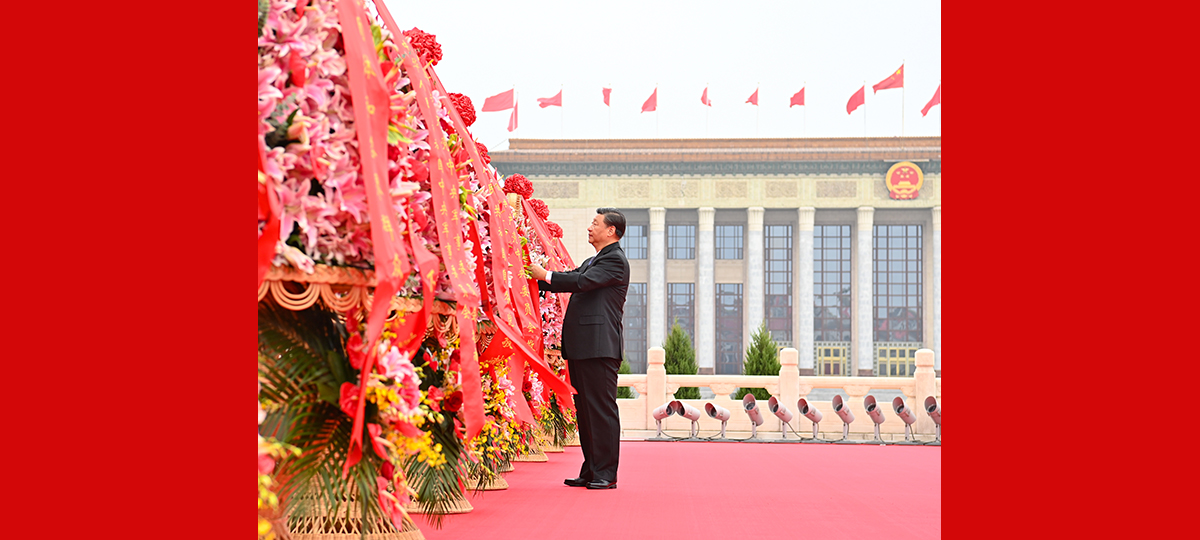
[334,0,410,476]
[257,138,280,289]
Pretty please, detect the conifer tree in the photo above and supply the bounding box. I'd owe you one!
[735,322,780,401]
[662,320,700,399]
[617,356,633,399]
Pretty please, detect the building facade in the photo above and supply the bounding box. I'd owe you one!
[491,137,941,378]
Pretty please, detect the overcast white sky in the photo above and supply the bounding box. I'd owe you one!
[383,0,940,149]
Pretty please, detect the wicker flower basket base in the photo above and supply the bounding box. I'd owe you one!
[287,503,425,540]
[511,448,548,462]
[540,441,564,453]
[563,434,581,447]
[403,494,474,515]
[466,475,509,491]
[496,461,515,473]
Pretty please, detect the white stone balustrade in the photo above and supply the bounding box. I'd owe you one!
[617,347,942,439]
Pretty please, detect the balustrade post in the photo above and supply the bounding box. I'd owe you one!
[645,347,667,429]
[778,348,801,433]
[913,349,937,435]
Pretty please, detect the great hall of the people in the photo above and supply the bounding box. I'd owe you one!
[490,137,941,379]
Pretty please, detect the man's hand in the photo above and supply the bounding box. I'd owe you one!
[528,262,548,281]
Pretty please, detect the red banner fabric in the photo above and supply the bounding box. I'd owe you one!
[537,90,562,108]
[873,64,904,93]
[479,327,536,424]
[602,87,611,106]
[257,138,280,289]
[334,0,410,475]
[790,88,805,107]
[746,88,759,105]
[395,33,486,443]
[701,87,712,106]
[847,85,865,114]
[520,197,563,271]
[467,221,490,318]
[406,206,438,329]
[507,99,519,132]
[921,84,941,117]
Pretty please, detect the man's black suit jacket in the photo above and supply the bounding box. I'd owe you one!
[537,242,630,361]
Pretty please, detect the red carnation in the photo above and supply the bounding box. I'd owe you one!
[504,173,533,199]
[546,221,564,238]
[529,198,550,220]
[402,27,442,66]
[444,390,463,413]
[448,93,476,127]
[476,142,490,165]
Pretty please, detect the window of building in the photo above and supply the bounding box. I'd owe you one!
[764,225,793,344]
[667,224,695,259]
[716,283,744,374]
[623,283,647,373]
[620,224,647,259]
[814,225,852,342]
[715,225,744,259]
[872,225,923,343]
[667,282,695,340]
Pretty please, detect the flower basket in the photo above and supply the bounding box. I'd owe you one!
[286,494,424,540]
[465,474,509,491]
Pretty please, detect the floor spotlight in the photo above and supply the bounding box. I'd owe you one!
[704,403,736,442]
[797,398,830,443]
[767,396,801,443]
[742,394,767,442]
[864,395,887,443]
[646,402,675,441]
[924,396,941,446]
[830,395,859,444]
[668,400,705,441]
[891,397,921,445]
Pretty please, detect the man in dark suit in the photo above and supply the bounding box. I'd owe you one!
[528,208,629,490]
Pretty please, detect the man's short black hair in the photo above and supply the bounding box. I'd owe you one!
[596,208,626,239]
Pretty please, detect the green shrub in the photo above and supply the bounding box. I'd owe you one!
[663,321,700,399]
[734,322,780,401]
[617,357,633,399]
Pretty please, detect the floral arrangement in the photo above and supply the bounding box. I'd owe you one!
[257,0,577,536]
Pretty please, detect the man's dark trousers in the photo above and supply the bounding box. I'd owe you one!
[569,356,621,482]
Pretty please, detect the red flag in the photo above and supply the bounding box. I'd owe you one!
[507,99,518,132]
[790,88,805,107]
[700,87,712,106]
[846,85,865,114]
[481,88,515,111]
[602,87,611,106]
[746,88,758,105]
[641,88,657,113]
[872,64,904,93]
[537,89,562,108]
[921,84,941,116]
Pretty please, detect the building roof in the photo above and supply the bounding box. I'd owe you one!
[489,137,941,177]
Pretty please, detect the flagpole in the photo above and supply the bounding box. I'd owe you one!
[655,84,659,138]
[608,82,612,138]
[901,60,906,138]
[705,82,709,138]
[863,80,868,153]
[560,83,564,139]
[803,81,806,137]
[756,82,760,137]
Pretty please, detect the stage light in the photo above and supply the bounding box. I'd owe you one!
[742,394,766,441]
[831,395,858,444]
[864,395,887,443]
[647,403,675,441]
[767,396,800,442]
[704,403,734,441]
[924,396,941,446]
[892,397,921,445]
[797,398,830,443]
[668,400,704,440]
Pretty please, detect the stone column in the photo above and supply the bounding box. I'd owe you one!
[648,207,667,348]
[855,207,875,376]
[932,206,941,377]
[797,207,816,376]
[696,208,716,374]
[746,207,765,346]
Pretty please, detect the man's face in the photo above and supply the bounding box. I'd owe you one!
[587,214,611,246]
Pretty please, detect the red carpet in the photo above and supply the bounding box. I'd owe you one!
[419,441,940,539]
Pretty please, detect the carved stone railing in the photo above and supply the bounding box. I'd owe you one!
[617,347,941,438]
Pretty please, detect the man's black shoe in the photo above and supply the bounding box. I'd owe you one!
[585,479,617,490]
[564,477,590,487]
